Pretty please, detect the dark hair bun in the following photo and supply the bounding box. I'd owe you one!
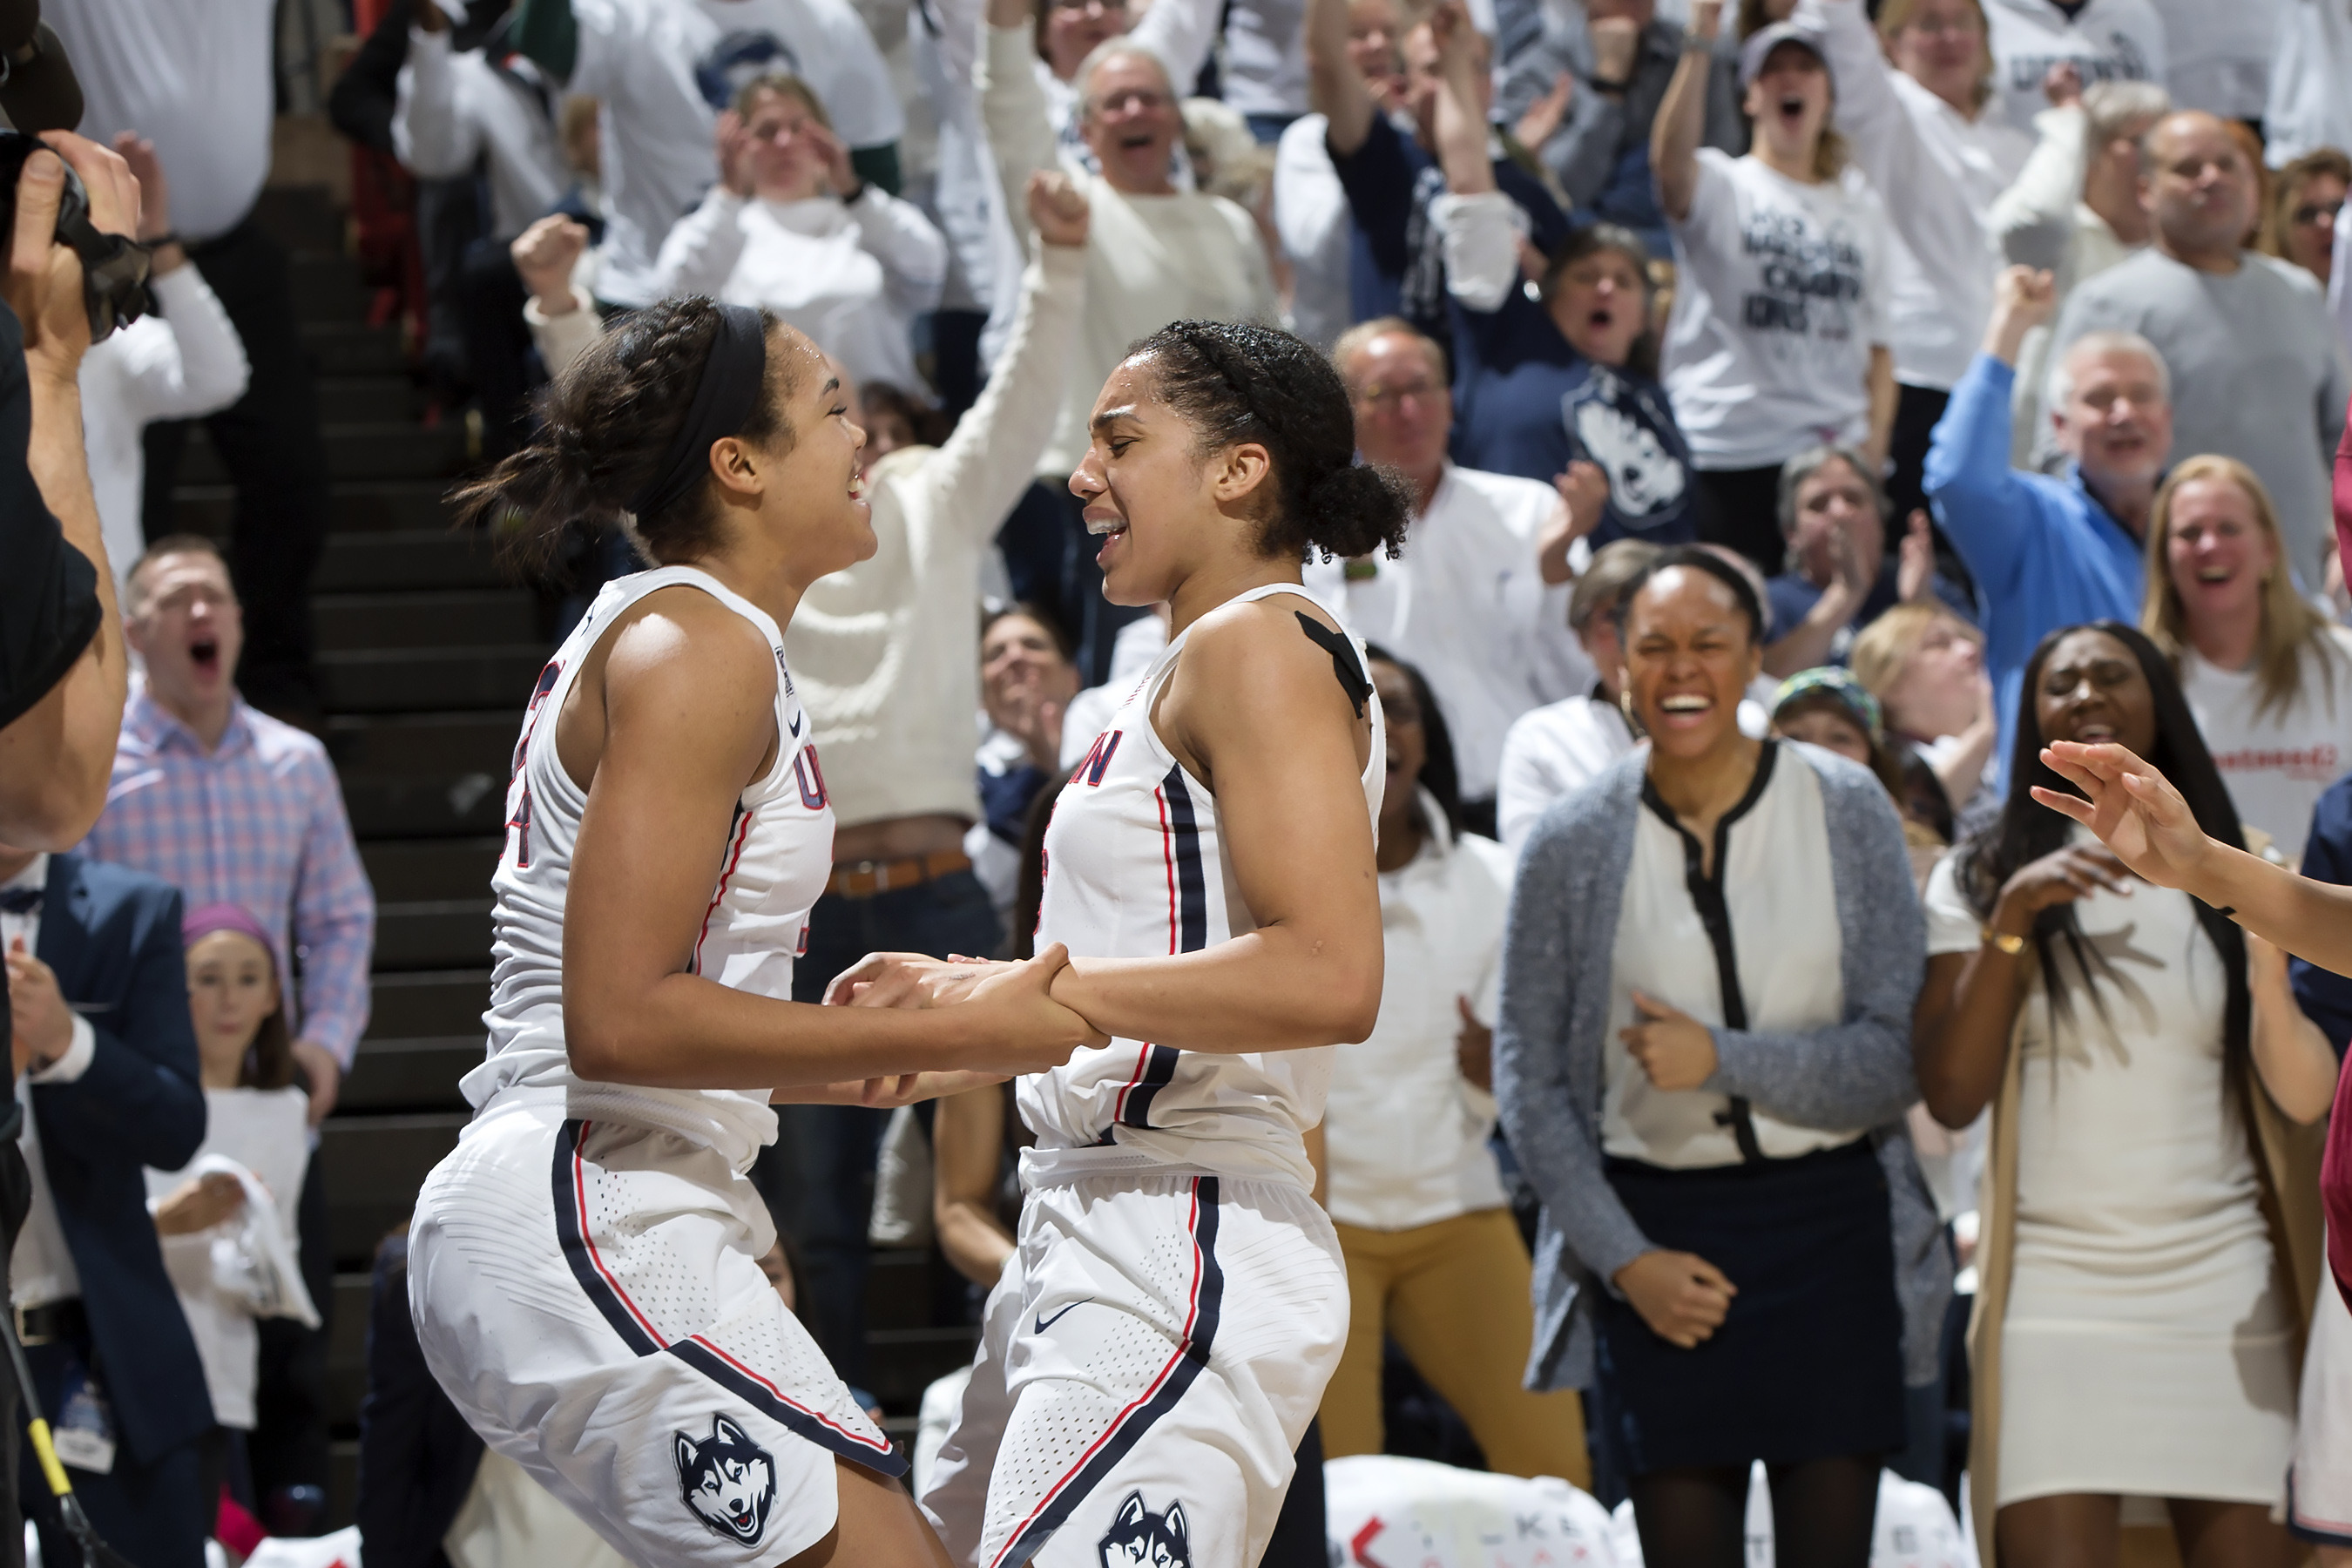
[1303,463,1414,562]
[448,297,787,571]
[1126,318,1413,564]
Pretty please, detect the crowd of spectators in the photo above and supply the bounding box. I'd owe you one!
[17,0,2352,1558]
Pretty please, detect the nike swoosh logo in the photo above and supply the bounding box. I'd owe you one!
[1034,1300,1091,1335]
[788,710,803,738]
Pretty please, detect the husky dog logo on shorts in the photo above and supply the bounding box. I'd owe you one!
[1098,1491,1192,1568]
[673,1414,777,1544]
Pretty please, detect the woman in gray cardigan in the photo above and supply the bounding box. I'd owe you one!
[1496,546,1949,1568]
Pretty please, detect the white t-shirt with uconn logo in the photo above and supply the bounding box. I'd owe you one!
[1983,0,2168,134]
[2180,629,2352,867]
[1661,150,1893,471]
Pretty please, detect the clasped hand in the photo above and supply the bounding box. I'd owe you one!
[1619,990,1717,1092]
[815,944,1108,1105]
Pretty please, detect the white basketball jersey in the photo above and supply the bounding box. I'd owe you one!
[1017,583,1385,1190]
[465,565,835,1172]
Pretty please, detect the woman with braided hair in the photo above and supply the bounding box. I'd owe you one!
[860,318,1409,1568]
[403,296,1105,1567]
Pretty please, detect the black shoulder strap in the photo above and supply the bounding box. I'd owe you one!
[1294,612,1372,720]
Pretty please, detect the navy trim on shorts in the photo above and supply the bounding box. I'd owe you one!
[551,1119,909,1477]
[1119,1046,1181,1130]
[2289,1469,2352,1547]
[993,1176,1224,1568]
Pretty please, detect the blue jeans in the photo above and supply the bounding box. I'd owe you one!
[754,870,1004,1383]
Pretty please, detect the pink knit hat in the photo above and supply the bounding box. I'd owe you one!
[181,902,278,969]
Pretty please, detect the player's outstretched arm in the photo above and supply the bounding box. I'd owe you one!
[2035,739,2352,977]
[559,590,1101,1092]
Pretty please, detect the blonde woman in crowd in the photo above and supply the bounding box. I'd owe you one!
[1915,619,2328,1566]
[2260,147,2350,291]
[2142,454,2352,865]
[1852,601,1997,823]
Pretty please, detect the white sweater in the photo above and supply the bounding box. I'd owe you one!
[79,266,250,597]
[392,27,566,243]
[783,241,1090,827]
[1810,0,2033,392]
[2266,0,2352,167]
[981,24,1279,477]
[651,186,949,396]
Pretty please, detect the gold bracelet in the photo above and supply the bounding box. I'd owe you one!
[1980,925,2026,956]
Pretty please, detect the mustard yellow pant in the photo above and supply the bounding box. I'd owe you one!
[1324,1206,1590,1484]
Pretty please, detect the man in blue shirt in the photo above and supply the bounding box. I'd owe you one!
[1923,264,2172,789]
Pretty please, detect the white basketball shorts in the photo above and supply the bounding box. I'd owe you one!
[919,1163,1348,1568]
[2292,1240,2352,1547]
[407,1096,902,1566]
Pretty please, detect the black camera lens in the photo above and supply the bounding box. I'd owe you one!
[0,129,150,341]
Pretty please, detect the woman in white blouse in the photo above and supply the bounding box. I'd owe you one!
[1320,649,1589,1483]
[1914,618,2329,1565]
[2141,455,2352,867]
[652,74,949,398]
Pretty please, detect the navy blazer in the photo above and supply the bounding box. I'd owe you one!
[31,851,211,1463]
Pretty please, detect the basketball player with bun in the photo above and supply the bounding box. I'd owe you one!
[851,320,1414,1567]
[405,178,1106,1568]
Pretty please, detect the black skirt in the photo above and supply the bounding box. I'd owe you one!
[1595,1139,1906,1476]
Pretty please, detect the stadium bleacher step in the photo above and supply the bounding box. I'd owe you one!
[364,970,492,1040]
[320,1112,467,1268]
[314,590,540,652]
[317,530,505,593]
[358,840,503,902]
[318,645,548,713]
[315,376,423,425]
[179,422,470,486]
[372,899,495,972]
[341,1037,482,1114]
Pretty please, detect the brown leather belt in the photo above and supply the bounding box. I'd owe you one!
[825,848,972,901]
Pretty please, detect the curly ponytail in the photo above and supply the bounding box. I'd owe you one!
[1126,319,1413,564]
[449,298,794,571]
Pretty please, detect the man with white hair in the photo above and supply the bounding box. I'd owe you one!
[2045,109,2351,584]
[1308,318,1594,834]
[982,0,1281,679]
[1925,264,2172,787]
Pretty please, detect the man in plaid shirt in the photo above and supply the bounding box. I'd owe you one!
[79,533,375,1531]
[80,536,375,1119]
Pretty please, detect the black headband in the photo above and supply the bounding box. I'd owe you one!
[627,303,768,520]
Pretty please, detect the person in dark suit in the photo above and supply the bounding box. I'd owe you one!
[1,844,211,1568]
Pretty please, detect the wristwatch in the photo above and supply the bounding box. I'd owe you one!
[1980,925,2027,956]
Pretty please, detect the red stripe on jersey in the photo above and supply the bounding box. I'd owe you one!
[693,807,757,975]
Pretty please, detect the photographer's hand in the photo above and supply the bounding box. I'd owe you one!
[8,133,137,386]
[113,134,184,275]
